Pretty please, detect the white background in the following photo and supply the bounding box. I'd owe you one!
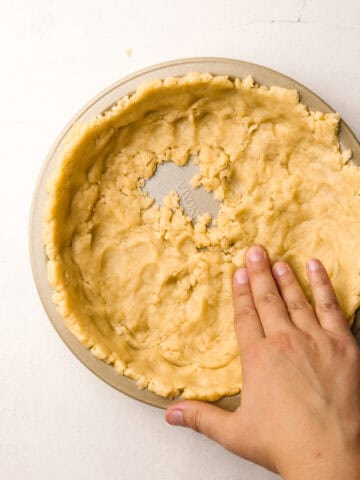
[1,1,359,479]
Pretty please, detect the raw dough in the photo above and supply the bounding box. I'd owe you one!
[44,73,360,401]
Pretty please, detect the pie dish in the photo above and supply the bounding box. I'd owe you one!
[30,58,360,409]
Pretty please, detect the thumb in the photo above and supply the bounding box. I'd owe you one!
[165,400,234,448]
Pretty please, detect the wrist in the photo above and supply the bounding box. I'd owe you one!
[279,446,360,480]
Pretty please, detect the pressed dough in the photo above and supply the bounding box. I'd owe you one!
[44,73,360,401]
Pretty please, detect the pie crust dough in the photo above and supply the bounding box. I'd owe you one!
[44,73,360,401]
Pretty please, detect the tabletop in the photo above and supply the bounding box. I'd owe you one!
[0,1,359,479]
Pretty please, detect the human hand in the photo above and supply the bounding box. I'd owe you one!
[165,246,360,480]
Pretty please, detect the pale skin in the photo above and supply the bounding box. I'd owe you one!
[165,245,360,479]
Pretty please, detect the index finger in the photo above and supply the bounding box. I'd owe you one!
[232,267,265,352]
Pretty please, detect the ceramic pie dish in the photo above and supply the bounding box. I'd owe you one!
[29,57,360,411]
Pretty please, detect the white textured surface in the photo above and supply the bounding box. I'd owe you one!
[0,1,359,479]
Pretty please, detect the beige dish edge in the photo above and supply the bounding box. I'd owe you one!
[29,57,360,412]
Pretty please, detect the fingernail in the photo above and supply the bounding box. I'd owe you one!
[167,409,184,426]
[273,262,289,276]
[307,258,321,272]
[247,246,265,262]
[235,268,249,285]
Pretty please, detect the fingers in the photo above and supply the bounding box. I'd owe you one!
[245,246,293,335]
[272,261,318,331]
[306,259,349,335]
[165,401,235,450]
[233,247,349,340]
[232,267,264,351]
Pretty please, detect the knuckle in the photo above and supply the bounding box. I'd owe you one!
[326,334,342,352]
[329,335,360,362]
[192,409,202,433]
[235,289,252,299]
[239,305,257,316]
[257,291,279,307]
[317,300,341,314]
[300,331,318,351]
[234,305,257,322]
[287,299,312,312]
